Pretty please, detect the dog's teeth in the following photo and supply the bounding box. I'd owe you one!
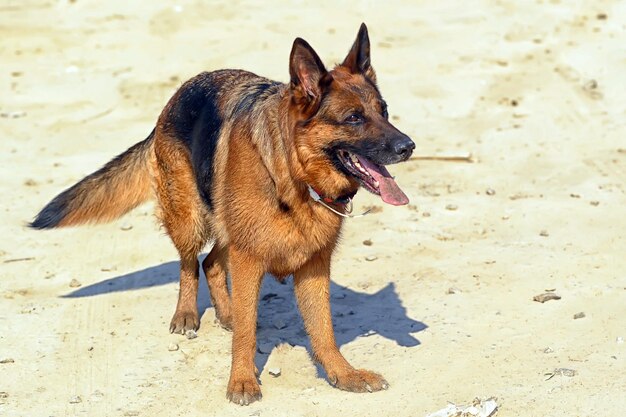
[374,180,380,188]
[345,153,374,179]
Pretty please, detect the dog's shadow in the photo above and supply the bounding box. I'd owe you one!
[63,255,427,378]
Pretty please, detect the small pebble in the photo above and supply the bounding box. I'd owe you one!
[120,223,133,231]
[69,395,82,404]
[69,279,82,288]
[533,292,561,303]
[365,255,378,262]
[554,368,577,377]
[582,80,602,99]
[91,390,104,398]
[445,204,458,211]
[168,343,179,351]
[362,239,373,246]
[249,411,261,417]
[422,212,431,217]
[590,201,599,206]
[543,347,554,354]
[0,111,26,118]
[617,336,624,344]
[486,188,496,195]
[539,230,549,237]
[20,305,36,314]
[569,193,580,198]
[268,367,281,377]
[573,312,586,319]
[0,358,15,364]
[446,287,462,295]
[583,79,598,90]
[185,330,197,340]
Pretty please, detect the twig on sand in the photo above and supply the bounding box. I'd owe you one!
[80,108,114,124]
[410,152,474,163]
[3,257,35,264]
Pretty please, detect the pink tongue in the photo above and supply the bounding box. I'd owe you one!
[357,156,409,206]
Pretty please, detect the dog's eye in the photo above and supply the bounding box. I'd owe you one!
[345,114,363,124]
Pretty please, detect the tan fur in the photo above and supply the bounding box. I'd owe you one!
[156,64,390,403]
[65,138,153,227]
[34,24,412,406]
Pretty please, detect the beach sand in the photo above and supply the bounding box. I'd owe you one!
[1,1,625,416]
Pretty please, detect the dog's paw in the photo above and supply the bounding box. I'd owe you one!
[169,309,199,334]
[226,376,262,406]
[329,369,389,393]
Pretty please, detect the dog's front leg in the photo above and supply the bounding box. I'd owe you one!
[226,246,264,405]
[294,250,389,393]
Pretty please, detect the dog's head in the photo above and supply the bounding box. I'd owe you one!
[289,23,414,206]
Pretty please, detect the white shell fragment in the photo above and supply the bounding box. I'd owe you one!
[426,397,498,417]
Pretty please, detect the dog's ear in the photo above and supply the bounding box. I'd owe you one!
[341,23,376,82]
[289,38,331,115]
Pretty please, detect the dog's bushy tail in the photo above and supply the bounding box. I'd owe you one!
[30,130,155,229]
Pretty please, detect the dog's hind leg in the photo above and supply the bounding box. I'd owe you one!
[202,245,232,330]
[152,131,210,334]
[162,205,208,335]
[161,195,208,334]
[170,252,202,334]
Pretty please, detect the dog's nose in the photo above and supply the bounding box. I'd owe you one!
[392,136,415,159]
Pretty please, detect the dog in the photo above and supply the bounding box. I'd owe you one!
[31,23,415,405]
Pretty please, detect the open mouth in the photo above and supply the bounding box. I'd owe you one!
[336,150,409,206]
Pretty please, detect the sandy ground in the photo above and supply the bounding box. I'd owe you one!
[1,1,625,416]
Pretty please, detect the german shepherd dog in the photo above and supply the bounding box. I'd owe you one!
[31,23,414,405]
